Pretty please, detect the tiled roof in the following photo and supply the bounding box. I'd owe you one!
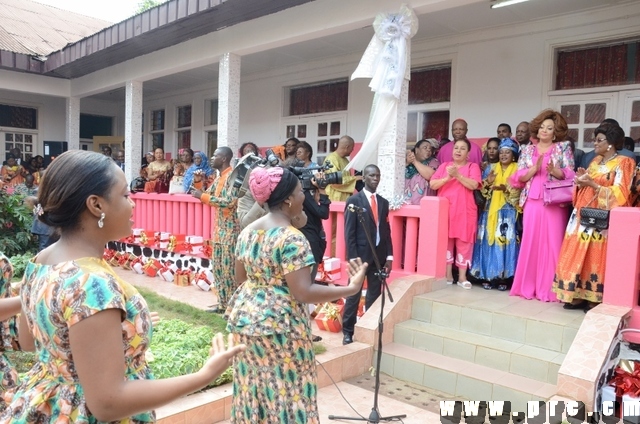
[0,0,112,57]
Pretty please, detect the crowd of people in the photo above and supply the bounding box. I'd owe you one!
[404,110,640,313]
[0,107,638,422]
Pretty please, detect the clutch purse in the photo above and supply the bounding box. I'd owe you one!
[580,207,609,230]
[543,179,573,206]
[580,189,610,230]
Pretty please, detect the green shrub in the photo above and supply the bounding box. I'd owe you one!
[0,193,36,257]
[9,252,33,280]
[148,319,232,388]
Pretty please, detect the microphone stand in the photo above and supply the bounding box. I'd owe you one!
[328,206,406,423]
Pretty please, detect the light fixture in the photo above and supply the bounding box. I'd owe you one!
[490,0,531,9]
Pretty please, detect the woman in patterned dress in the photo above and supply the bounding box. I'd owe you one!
[404,138,440,204]
[470,139,521,291]
[0,150,244,423]
[226,166,367,423]
[0,253,21,396]
[553,124,635,311]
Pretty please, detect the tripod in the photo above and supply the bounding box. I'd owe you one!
[328,205,406,423]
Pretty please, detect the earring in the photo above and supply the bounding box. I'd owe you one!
[98,212,105,229]
[607,145,612,151]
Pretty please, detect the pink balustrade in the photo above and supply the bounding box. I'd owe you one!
[603,208,640,330]
[130,193,449,281]
[131,193,212,238]
[322,196,448,282]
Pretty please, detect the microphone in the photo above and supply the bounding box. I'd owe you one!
[347,204,367,213]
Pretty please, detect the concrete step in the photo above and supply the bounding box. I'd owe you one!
[410,286,584,353]
[380,343,557,413]
[394,319,564,384]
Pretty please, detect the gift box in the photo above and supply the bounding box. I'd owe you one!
[143,259,162,277]
[174,269,193,287]
[131,257,145,274]
[153,232,162,248]
[109,251,123,268]
[604,360,640,423]
[160,234,186,250]
[159,262,178,282]
[185,235,204,255]
[103,249,117,262]
[316,258,343,284]
[193,271,212,291]
[119,235,135,244]
[118,253,138,270]
[138,230,154,246]
[314,302,343,333]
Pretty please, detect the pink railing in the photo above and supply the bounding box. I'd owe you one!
[603,208,640,329]
[323,197,448,281]
[131,193,212,238]
[130,193,449,280]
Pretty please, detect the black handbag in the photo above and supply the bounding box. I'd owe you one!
[473,189,486,210]
[579,190,610,230]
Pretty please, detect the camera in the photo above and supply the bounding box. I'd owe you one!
[288,161,342,190]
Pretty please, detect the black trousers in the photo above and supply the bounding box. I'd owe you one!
[342,262,383,337]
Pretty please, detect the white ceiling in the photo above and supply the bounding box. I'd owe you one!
[89,0,635,102]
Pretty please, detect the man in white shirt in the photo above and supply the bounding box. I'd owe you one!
[342,164,393,345]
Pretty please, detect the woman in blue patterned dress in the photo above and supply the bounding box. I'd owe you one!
[470,139,522,291]
[227,166,367,423]
[0,150,244,423]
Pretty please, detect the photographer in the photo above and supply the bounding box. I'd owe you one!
[299,171,331,280]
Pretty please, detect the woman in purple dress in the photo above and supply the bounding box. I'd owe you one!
[405,138,440,204]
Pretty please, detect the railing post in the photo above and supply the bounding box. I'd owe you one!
[603,208,640,312]
[416,196,448,278]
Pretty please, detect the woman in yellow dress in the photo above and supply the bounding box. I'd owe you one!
[1,155,25,189]
[144,148,172,192]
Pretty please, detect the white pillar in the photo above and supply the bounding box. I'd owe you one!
[125,80,143,183]
[65,97,80,151]
[217,53,240,154]
[377,80,409,201]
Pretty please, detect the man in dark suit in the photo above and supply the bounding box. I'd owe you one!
[342,164,393,345]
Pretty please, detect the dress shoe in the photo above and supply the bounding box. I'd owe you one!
[342,334,353,345]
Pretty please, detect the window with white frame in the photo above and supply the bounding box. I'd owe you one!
[551,37,640,151]
[150,109,165,150]
[406,65,452,150]
[0,103,38,163]
[204,99,218,156]
[176,105,191,150]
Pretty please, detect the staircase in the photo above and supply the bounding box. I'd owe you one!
[379,285,585,412]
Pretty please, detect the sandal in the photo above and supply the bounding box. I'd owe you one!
[457,281,472,290]
[497,284,508,291]
[482,282,493,290]
[446,279,454,285]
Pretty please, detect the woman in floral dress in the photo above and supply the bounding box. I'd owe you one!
[0,253,20,396]
[227,166,367,423]
[0,150,243,423]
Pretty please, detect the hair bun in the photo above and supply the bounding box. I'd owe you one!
[249,167,283,204]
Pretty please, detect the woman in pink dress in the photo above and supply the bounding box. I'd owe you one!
[431,139,482,289]
[509,109,575,302]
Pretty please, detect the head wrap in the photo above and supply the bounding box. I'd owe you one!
[499,138,519,156]
[424,138,439,151]
[249,166,299,209]
[183,152,214,191]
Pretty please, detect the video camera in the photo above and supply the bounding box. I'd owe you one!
[288,161,342,190]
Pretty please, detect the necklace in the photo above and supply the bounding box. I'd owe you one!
[600,153,618,165]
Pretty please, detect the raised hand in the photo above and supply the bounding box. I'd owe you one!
[347,258,368,291]
[486,169,496,185]
[201,333,246,380]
